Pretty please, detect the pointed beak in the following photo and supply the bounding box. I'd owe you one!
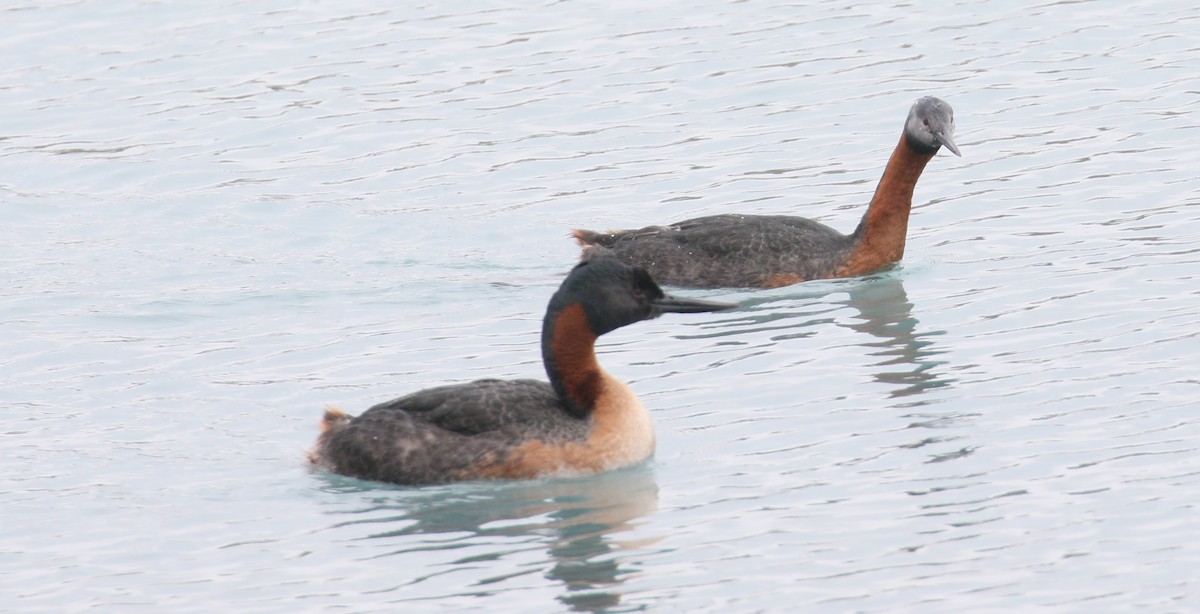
[937,131,961,157]
[654,293,738,314]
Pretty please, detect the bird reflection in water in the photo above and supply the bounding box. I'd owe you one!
[841,276,952,398]
[316,464,659,612]
[728,274,952,398]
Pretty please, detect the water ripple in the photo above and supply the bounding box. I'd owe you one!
[3,0,1200,611]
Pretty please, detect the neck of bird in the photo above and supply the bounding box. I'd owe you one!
[542,303,602,419]
[852,133,935,260]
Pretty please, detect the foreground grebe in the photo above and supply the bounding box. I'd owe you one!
[572,96,962,288]
[309,258,735,485]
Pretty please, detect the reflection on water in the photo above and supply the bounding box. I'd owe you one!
[316,465,659,611]
[842,276,953,399]
[728,274,953,399]
[8,0,1198,608]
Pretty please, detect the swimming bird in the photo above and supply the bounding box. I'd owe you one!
[571,96,961,288]
[308,258,735,486]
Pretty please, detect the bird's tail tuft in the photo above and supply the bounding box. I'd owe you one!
[318,406,351,434]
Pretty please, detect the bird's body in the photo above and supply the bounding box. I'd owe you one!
[308,259,734,486]
[572,96,961,289]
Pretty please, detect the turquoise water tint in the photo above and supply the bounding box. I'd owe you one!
[3,1,1198,611]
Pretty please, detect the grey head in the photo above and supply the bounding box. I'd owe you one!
[904,96,961,157]
[548,258,735,338]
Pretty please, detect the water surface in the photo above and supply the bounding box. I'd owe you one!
[3,0,1199,611]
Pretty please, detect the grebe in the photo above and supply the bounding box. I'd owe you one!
[309,258,735,485]
[571,96,961,288]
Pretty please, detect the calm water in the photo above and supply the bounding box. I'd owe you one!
[3,1,1199,611]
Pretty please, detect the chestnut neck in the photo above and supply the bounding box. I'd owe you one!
[541,303,602,419]
[851,133,937,261]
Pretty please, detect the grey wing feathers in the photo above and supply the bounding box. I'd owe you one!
[365,379,569,436]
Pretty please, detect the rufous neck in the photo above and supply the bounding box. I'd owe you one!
[541,303,601,418]
[853,133,936,257]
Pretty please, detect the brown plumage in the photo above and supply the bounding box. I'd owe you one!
[308,259,734,486]
[572,96,961,288]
